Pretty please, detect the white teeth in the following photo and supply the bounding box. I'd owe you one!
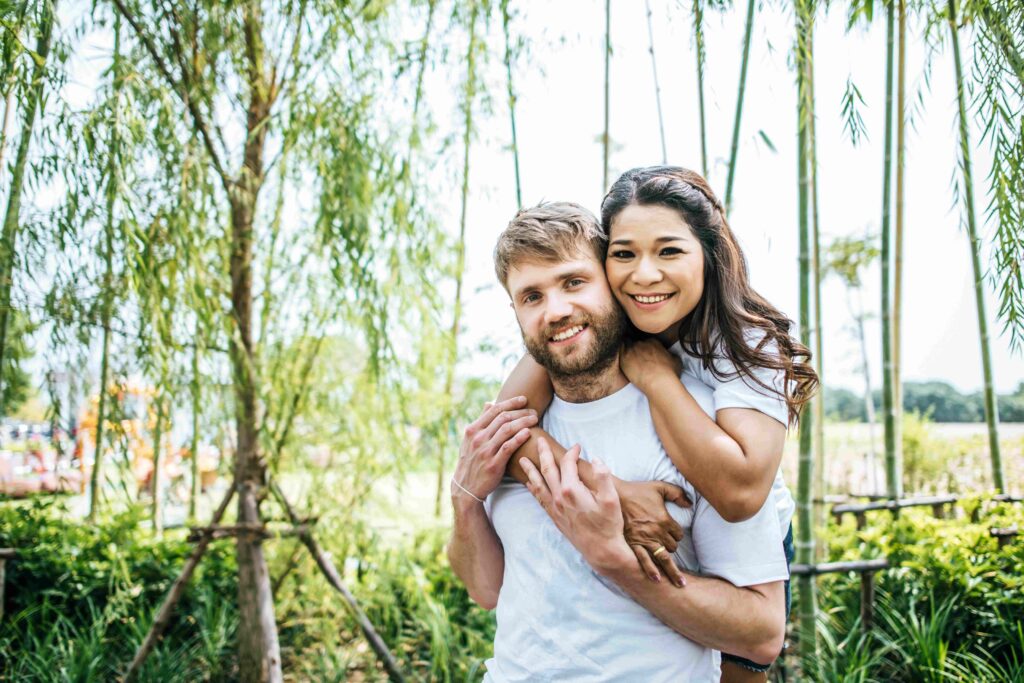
[551,325,584,341]
[634,294,670,304]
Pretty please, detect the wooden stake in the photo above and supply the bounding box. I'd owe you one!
[123,483,236,683]
[270,482,405,683]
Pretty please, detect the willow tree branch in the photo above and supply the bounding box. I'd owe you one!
[109,0,232,189]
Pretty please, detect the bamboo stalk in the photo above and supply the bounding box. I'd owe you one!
[436,1,480,518]
[501,0,522,207]
[692,0,708,177]
[880,0,900,499]
[794,0,816,657]
[894,0,906,476]
[602,0,611,192]
[724,0,756,212]
[808,23,826,552]
[948,0,1004,492]
[644,0,668,164]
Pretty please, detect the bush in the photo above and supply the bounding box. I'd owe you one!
[0,499,238,681]
[795,497,1024,681]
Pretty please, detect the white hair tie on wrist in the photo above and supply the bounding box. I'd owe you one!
[451,477,485,504]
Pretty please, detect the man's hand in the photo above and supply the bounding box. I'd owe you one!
[519,438,636,578]
[620,340,683,393]
[452,396,538,504]
[616,479,689,587]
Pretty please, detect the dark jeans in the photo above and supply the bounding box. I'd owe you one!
[720,523,795,673]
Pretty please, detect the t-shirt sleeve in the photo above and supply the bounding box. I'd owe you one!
[685,332,790,426]
[690,491,789,586]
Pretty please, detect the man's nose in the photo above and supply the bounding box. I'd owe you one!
[631,255,663,286]
[543,292,574,323]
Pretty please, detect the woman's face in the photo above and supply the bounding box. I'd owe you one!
[605,203,705,345]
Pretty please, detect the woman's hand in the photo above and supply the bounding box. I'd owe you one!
[620,340,682,393]
[615,479,690,587]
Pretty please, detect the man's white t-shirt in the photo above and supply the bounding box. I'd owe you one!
[669,338,796,538]
[482,373,788,683]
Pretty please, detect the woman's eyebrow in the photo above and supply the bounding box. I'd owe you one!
[609,234,689,246]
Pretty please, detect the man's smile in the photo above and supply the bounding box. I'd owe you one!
[548,323,589,345]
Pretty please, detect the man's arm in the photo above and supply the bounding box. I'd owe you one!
[520,439,785,664]
[497,354,690,583]
[446,397,536,609]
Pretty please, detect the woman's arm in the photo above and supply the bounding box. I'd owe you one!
[496,354,690,584]
[621,340,786,523]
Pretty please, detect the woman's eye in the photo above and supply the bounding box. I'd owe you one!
[610,250,634,259]
[660,247,683,256]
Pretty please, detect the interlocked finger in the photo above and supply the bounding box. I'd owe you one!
[479,408,537,446]
[632,544,662,583]
[520,458,553,510]
[483,412,538,457]
[650,545,686,588]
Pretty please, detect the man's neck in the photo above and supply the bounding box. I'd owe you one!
[550,356,628,404]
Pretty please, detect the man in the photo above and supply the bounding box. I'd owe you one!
[448,203,787,681]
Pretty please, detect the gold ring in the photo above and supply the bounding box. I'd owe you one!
[652,546,667,557]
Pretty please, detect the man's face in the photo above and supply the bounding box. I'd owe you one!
[506,253,626,376]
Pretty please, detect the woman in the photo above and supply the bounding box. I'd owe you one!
[498,166,818,679]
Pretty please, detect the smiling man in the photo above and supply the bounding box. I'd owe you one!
[447,202,787,682]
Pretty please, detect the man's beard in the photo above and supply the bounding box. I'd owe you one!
[523,301,627,380]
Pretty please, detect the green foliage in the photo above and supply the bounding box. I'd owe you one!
[807,498,1024,681]
[0,500,238,680]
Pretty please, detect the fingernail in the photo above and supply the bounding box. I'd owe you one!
[677,578,686,587]
[653,574,661,583]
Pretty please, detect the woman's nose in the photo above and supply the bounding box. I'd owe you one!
[631,256,663,285]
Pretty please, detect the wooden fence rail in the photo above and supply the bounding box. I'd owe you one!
[790,558,890,631]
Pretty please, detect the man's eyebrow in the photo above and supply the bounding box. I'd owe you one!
[609,235,690,246]
[510,267,590,299]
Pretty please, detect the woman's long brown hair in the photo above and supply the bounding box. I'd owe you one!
[601,165,819,425]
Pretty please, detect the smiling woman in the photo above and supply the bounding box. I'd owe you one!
[606,203,706,345]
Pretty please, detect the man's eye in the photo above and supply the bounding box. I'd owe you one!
[567,278,584,288]
[523,293,540,304]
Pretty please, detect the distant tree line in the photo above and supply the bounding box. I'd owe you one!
[825,382,1024,423]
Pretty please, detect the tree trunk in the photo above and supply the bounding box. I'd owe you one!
[435,1,480,518]
[231,4,282,679]
[602,0,611,191]
[724,0,756,212]
[692,0,708,177]
[880,0,900,499]
[948,0,1004,492]
[89,15,121,522]
[644,0,667,164]
[0,2,55,412]
[501,0,522,207]
[151,394,165,536]
[794,0,816,657]
[190,341,201,521]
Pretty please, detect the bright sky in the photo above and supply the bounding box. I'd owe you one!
[454,0,1024,396]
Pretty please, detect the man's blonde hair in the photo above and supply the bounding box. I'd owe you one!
[493,202,607,290]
